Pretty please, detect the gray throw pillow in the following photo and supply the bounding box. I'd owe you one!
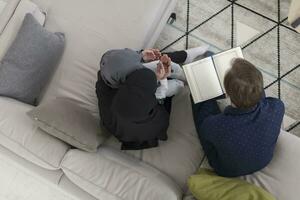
[27,98,109,152]
[0,13,65,105]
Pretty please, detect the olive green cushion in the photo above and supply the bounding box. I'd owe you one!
[188,169,275,200]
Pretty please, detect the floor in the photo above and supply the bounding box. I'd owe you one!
[154,0,300,136]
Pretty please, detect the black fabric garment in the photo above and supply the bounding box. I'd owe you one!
[163,96,173,114]
[121,140,158,150]
[164,50,187,64]
[140,50,187,64]
[96,68,169,150]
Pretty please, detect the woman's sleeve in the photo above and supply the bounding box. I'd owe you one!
[165,79,184,97]
[155,79,168,99]
[96,74,118,133]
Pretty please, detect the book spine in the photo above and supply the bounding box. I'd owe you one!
[211,56,224,94]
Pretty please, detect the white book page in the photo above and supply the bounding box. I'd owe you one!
[213,47,244,91]
[0,1,7,14]
[183,57,223,103]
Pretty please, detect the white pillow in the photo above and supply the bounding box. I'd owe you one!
[61,147,182,200]
[0,0,46,60]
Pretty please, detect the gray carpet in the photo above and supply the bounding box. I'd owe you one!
[154,0,300,136]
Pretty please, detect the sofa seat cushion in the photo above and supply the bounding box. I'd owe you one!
[0,0,20,35]
[0,0,6,14]
[199,131,300,200]
[0,97,70,170]
[241,132,300,200]
[105,87,204,192]
[61,147,182,200]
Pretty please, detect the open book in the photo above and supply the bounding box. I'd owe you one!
[183,47,244,103]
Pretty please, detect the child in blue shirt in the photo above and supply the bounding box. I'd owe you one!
[192,58,285,177]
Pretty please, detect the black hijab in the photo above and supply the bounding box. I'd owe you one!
[111,68,169,150]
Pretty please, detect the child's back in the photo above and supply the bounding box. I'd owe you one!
[200,96,284,177]
[194,58,284,177]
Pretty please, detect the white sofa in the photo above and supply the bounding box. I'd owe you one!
[0,0,300,200]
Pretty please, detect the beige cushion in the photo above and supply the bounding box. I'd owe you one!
[0,0,46,60]
[0,97,70,170]
[61,147,182,200]
[0,143,64,185]
[241,131,300,200]
[105,87,204,191]
[27,98,109,152]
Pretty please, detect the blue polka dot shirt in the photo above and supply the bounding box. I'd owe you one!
[199,96,285,177]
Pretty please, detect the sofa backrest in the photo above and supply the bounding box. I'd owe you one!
[33,0,176,118]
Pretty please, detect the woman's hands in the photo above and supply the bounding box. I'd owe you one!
[155,55,171,80]
[142,49,161,62]
[142,49,171,80]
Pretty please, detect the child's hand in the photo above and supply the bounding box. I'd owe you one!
[152,49,162,59]
[156,62,167,80]
[160,55,171,77]
[142,49,161,62]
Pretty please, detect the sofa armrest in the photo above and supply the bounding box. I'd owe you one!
[61,146,182,200]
